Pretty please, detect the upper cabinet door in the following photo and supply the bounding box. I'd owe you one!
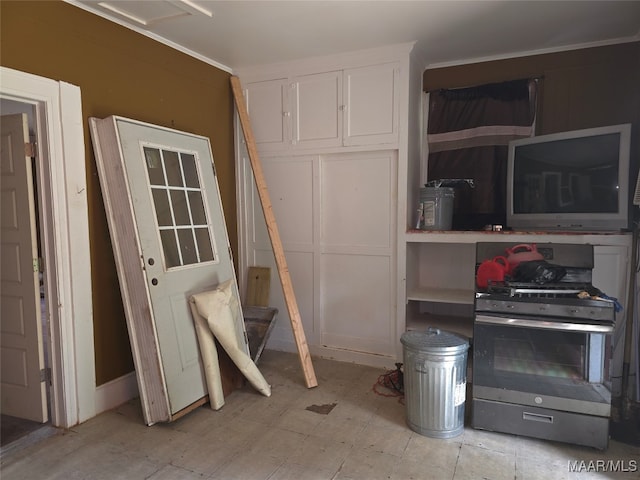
[245,78,289,152]
[242,62,400,154]
[292,71,342,149]
[343,63,399,147]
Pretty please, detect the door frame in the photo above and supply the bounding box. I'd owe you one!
[0,66,94,428]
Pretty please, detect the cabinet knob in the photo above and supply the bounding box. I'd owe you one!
[283,111,291,117]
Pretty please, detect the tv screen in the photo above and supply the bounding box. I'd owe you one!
[507,124,631,231]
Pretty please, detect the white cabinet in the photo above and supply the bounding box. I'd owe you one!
[243,63,400,152]
[235,43,421,368]
[343,63,399,146]
[593,245,629,309]
[404,240,475,340]
[593,244,631,395]
[319,152,397,357]
[237,149,398,364]
[292,70,342,149]
[244,78,288,152]
[399,231,632,359]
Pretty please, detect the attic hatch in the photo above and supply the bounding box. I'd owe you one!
[96,0,212,27]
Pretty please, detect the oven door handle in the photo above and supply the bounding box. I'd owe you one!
[475,314,614,333]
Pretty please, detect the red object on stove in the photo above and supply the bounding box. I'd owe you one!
[505,244,544,272]
[476,256,509,289]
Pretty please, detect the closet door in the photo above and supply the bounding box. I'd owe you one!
[239,151,397,359]
[239,153,316,348]
[319,151,397,356]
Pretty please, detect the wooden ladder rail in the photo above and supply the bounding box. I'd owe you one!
[230,76,318,388]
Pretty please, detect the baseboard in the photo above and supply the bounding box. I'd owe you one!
[94,371,139,415]
[266,338,398,370]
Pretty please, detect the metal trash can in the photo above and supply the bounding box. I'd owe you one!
[419,187,455,230]
[401,328,469,438]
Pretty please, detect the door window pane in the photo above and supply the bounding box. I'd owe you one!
[144,147,165,185]
[160,230,180,268]
[188,191,207,225]
[152,189,173,226]
[145,146,217,269]
[164,150,183,187]
[194,228,214,262]
[177,229,198,265]
[182,154,199,188]
[171,190,190,225]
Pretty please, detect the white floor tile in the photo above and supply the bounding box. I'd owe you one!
[1,350,638,480]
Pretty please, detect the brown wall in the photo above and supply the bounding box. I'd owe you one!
[1,1,237,385]
[423,42,640,133]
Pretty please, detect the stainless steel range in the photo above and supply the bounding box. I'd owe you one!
[472,243,617,450]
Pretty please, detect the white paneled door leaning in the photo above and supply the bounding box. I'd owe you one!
[90,116,246,425]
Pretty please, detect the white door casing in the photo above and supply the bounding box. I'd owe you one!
[0,113,48,422]
[90,116,246,424]
[0,67,93,428]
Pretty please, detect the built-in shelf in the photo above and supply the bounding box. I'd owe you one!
[407,287,474,305]
[405,312,474,340]
[404,229,632,245]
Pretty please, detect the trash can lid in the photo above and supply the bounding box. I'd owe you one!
[401,328,469,354]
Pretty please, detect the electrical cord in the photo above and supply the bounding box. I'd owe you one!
[372,363,404,403]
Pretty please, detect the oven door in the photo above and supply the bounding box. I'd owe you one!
[473,314,612,416]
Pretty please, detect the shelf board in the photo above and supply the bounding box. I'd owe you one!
[405,312,474,339]
[404,229,632,245]
[407,286,474,305]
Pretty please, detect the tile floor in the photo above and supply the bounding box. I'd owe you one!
[1,350,638,480]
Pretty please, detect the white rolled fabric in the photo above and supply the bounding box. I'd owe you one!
[191,279,271,398]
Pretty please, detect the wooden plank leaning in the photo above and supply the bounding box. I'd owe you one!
[230,76,318,388]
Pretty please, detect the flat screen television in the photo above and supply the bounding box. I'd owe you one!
[507,124,631,231]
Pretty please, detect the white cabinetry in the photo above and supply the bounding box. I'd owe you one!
[243,78,288,151]
[343,63,399,146]
[292,70,342,149]
[236,44,422,368]
[399,231,632,361]
[243,62,400,153]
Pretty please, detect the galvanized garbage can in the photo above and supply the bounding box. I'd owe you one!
[401,328,469,438]
[419,187,455,230]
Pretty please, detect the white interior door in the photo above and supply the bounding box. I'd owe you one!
[0,113,48,423]
[90,116,246,423]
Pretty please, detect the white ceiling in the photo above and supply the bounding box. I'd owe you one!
[68,1,640,72]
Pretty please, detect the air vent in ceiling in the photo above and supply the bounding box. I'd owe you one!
[96,0,212,27]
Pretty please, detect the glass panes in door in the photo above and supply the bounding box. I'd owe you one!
[144,146,215,268]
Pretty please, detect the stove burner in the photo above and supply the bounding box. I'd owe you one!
[486,281,596,299]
